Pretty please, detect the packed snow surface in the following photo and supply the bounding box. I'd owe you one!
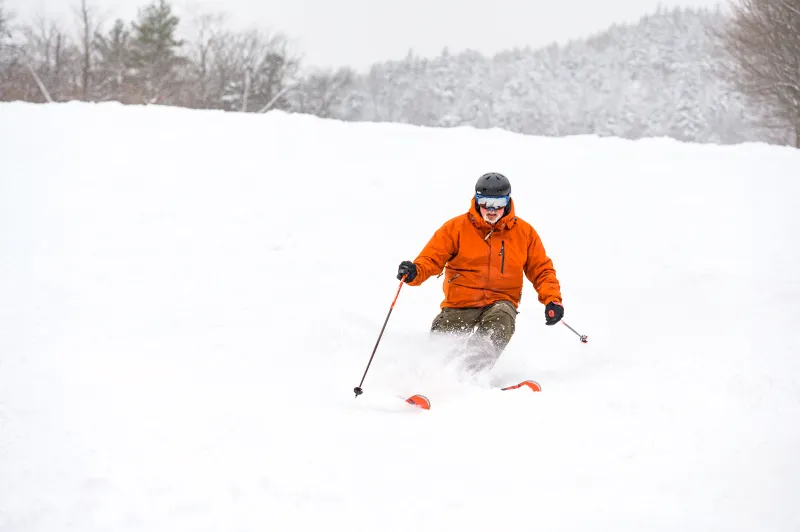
[1,102,799,531]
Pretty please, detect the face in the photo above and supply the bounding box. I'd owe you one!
[480,205,503,225]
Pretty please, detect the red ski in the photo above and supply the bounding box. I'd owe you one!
[404,381,540,410]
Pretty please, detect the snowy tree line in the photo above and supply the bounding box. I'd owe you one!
[0,0,301,111]
[0,0,795,146]
[331,6,792,146]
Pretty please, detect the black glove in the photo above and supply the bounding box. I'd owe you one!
[397,261,417,283]
[545,301,564,325]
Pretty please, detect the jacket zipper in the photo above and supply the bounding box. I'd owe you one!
[448,273,461,283]
[484,228,497,284]
[500,240,505,274]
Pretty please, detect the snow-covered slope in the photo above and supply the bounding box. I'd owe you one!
[1,102,799,531]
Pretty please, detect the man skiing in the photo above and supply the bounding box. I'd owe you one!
[396,172,563,371]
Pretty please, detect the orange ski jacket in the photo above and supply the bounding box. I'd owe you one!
[408,198,562,309]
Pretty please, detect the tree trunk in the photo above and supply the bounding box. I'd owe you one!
[54,33,63,101]
[242,69,250,112]
[79,0,90,100]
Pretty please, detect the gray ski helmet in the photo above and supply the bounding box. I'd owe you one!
[475,172,511,196]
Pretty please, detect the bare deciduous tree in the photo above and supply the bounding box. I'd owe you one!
[20,15,80,101]
[715,0,800,146]
[224,29,299,112]
[0,0,25,101]
[208,29,237,109]
[290,67,354,118]
[0,1,14,71]
[183,10,228,108]
[73,0,104,100]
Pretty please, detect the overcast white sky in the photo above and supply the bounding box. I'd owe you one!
[7,0,727,70]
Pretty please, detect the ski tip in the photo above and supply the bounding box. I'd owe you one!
[501,380,542,392]
[521,380,542,392]
[405,394,431,410]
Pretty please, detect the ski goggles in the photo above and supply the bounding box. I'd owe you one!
[476,193,510,210]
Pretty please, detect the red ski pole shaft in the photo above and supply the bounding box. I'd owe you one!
[562,320,588,343]
[354,277,406,398]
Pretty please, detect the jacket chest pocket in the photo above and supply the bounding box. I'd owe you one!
[495,237,525,277]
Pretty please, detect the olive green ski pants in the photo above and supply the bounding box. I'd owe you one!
[429,300,518,372]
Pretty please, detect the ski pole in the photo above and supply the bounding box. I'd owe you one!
[562,320,588,343]
[354,276,406,398]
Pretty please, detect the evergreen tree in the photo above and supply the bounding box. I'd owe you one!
[0,0,12,68]
[0,1,8,40]
[427,50,461,127]
[0,0,18,101]
[129,0,185,104]
[94,19,133,102]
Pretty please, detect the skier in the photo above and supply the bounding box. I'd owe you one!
[396,172,563,371]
